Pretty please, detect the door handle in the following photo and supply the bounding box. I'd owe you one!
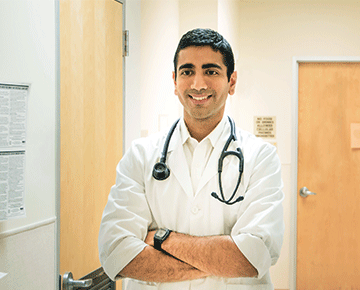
[63,272,92,290]
[299,187,317,198]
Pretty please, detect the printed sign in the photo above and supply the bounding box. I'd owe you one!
[254,116,276,139]
[0,83,29,220]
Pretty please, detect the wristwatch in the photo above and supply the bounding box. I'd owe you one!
[154,228,171,251]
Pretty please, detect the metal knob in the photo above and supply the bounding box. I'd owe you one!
[299,187,316,198]
[63,272,92,290]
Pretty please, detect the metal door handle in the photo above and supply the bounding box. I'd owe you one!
[63,272,92,290]
[299,187,316,198]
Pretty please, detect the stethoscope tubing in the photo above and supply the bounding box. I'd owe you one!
[214,116,244,204]
[160,119,180,164]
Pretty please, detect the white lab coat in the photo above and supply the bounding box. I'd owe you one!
[98,118,284,290]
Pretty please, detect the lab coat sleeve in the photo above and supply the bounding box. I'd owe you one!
[230,142,284,279]
[98,141,154,280]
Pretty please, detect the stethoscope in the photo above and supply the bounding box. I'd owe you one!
[152,116,244,205]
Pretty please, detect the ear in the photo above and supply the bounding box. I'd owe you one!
[228,71,237,96]
[172,71,178,95]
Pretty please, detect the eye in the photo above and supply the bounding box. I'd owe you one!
[206,69,219,76]
[180,70,193,76]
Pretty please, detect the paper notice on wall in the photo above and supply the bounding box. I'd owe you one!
[254,116,276,139]
[0,83,29,221]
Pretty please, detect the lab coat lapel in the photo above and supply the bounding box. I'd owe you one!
[167,128,194,197]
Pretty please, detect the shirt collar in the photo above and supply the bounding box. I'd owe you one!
[180,115,227,147]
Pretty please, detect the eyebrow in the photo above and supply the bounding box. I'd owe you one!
[202,63,222,70]
[178,63,194,71]
[178,63,222,71]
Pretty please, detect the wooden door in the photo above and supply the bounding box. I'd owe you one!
[297,62,360,289]
[60,0,123,285]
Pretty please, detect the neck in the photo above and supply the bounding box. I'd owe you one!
[185,116,223,142]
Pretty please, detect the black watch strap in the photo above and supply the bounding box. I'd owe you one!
[154,228,171,251]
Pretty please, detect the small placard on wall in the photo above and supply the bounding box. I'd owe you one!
[254,116,276,139]
[351,123,360,149]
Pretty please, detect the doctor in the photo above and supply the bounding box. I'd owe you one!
[98,28,284,290]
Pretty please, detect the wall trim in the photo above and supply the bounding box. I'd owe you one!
[0,216,56,239]
[291,56,360,290]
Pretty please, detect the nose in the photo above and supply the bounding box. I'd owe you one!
[190,73,207,91]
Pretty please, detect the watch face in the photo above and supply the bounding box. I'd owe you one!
[155,229,168,239]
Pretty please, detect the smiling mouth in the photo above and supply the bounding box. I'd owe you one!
[190,95,212,101]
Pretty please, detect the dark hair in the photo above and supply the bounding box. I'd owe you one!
[173,28,235,81]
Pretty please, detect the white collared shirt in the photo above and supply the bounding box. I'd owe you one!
[180,116,227,194]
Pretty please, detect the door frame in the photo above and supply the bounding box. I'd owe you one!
[290,56,360,290]
[55,0,126,289]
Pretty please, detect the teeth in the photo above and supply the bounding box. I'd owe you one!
[192,95,209,101]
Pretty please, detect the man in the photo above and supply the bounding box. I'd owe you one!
[98,28,284,290]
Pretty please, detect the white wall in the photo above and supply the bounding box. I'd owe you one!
[139,0,219,137]
[0,0,56,233]
[140,0,180,137]
[125,0,142,150]
[179,0,218,36]
[0,0,57,288]
[137,1,360,289]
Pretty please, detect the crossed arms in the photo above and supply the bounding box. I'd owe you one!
[118,230,258,283]
[99,140,284,282]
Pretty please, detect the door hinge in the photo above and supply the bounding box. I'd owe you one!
[123,30,129,57]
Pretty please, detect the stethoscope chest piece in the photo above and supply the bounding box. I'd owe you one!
[152,119,179,181]
[152,161,170,181]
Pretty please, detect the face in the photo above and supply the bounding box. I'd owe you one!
[173,46,237,127]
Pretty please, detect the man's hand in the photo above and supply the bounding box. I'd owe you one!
[145,230,156,247]
[119,230,209,282]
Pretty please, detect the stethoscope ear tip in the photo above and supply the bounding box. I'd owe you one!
[236,196,244,202]
[211,191,244,204]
